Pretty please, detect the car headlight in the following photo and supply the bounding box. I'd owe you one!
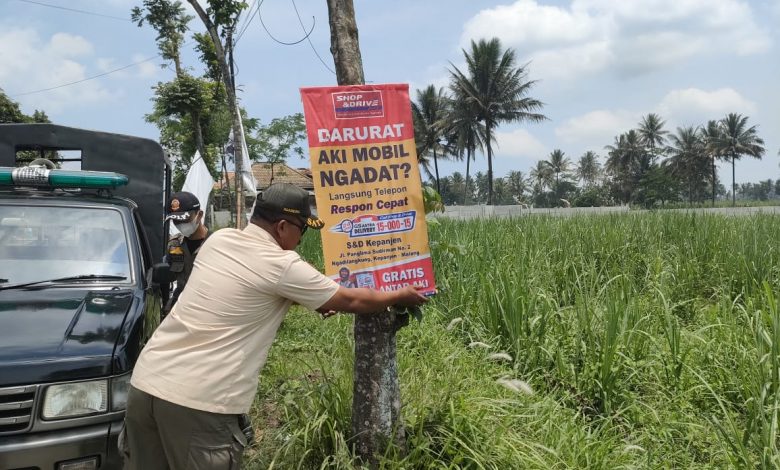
[42,380,108,420]
[111,373,131,411]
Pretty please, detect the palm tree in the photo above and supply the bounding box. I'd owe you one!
[711,113,766,206]
[576,151,601,188]
[411,85,448,194]
[441,93,486,205]
[505,170,529,203]
[605,130,643,203]
[665,126,708,203]
[530,160,552,192]
[637,113,668,165]
[449,172,466,204]
[449,37,546,205]
[699,120,723,206]
[543,149,570,196]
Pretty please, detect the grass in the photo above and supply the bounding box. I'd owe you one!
[244,212,780,468]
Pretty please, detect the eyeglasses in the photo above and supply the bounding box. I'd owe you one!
[282,218,307,236]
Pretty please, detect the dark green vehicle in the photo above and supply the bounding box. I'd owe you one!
[0,124,171,470]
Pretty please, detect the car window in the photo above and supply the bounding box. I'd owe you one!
[0,205,131,285]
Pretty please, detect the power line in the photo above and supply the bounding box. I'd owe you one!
[11,38,197,97]
[12,56,160,97]
[257,2,314,46]
[290,0,335,75]
[234,0,261,45]
[14,0,132,21]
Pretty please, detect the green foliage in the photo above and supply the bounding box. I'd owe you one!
[204,0,247,30]
[421,185,444,214]
[253,113,307,164]
[131,0,191,67]
[153,74,212,117]
[0,90,49,124]
[193,32,221,80]
[250,213,780,468]
[449,37,547,205]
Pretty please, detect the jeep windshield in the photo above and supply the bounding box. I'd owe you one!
[0,205,131,286]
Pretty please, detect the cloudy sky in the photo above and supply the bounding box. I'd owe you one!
[2,0,778,184]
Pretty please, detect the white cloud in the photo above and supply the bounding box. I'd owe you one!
[656,87,757,126]
[0,27,117,113]
[462,0,606,50]
[48,33,94,58]
[493,128,547,162]
[460,0,771,80]
[133,54,160,79]
[556,109,639,150]
[554,87,757,152]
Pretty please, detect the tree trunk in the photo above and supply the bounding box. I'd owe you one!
[187,0,245,227]
[732,154,736,206]
[464,147,471,205]
[221,153,235,226]
[712,155,716,207]
[326,0,405,465]
[192,109,206,162]
[433,147,440,195]
[486,123,493,205]
[171,42,208,176]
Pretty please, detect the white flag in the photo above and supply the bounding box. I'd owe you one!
[235,111,258,196]
[170,151,215,236]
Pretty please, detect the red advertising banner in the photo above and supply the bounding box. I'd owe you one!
[300,84,436,295]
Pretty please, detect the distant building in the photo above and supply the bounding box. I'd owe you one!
[213,162,316,211]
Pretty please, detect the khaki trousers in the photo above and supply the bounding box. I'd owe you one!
[120,386,247,470]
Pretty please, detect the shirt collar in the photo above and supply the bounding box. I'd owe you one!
[244,222,282,249]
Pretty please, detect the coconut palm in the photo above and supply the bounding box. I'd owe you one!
[699,120,723,206]
[576,151,601,188]
[530,160,552,192]
[637,113,668,164]
[449,37,546,205]
[605,130,643,203]
[441,93,486,205]
[412,85,449,194]
[665,126,708,203]
[505,170,529,203]
[711,113,766,206]
[543,149,570,195]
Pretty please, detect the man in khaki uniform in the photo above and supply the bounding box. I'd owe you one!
[122,183,429,470]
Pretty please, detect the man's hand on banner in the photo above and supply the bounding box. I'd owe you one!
[317,307,338,319]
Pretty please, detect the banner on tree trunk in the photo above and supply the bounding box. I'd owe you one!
[300,84,436,295]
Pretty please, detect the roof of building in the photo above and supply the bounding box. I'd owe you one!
[215,162,314,191]
[252,162,314,190]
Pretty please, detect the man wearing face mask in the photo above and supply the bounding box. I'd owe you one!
[165,191,209,314]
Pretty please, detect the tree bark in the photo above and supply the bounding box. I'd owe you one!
[732,154,736,206]
[326,0,405,466]
[464,147,471,205]
[712,155,716,207]
[187,0,245,227]
[433,147,440,195]
[486,122,493,205]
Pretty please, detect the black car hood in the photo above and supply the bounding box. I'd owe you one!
[0,288,134,386]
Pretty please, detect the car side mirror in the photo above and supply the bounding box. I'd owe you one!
[152,262,174,284]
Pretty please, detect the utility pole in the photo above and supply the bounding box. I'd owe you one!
[326,0,406,465]
[226,26,243,227]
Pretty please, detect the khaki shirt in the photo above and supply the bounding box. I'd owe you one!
[131,224,339,414]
